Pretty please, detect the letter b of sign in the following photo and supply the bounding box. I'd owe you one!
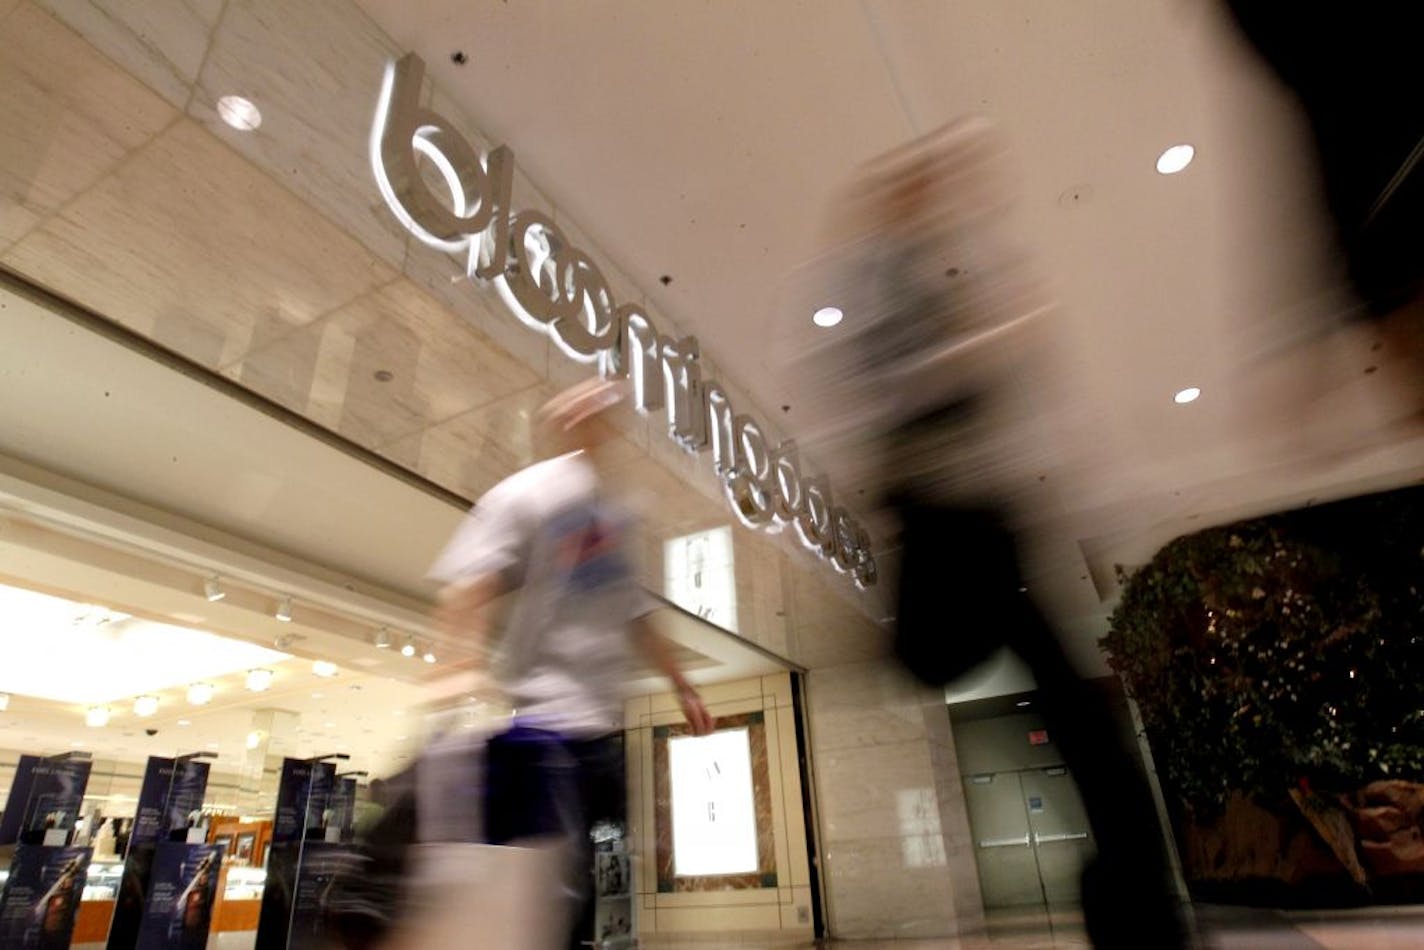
[373,54,512,257]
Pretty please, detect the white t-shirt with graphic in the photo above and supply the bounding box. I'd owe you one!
[429,452,655,737]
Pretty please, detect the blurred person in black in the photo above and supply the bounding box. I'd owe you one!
[788,120,1189,948]
[1223,1,1423,425]
[430,378,714,950]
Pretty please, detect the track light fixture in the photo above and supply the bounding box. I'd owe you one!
[275,596,293,623]
[312,660,337,678]
[400,637,416,658]
[246,669,274,692]
[187,682,214,705]
[133,695,159,717]
[422,646,437,664]
[85,706,111,727]
[204,576,226,602]
[373,627,392,649]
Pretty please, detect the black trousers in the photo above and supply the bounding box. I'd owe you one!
[484,727,626,950]
[894,503,1188,949]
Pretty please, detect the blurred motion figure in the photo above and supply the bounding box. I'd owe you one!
[787,120,1189,948]
[430,378,713,950]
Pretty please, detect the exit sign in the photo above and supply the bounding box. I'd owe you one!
[1028,730,1050,746]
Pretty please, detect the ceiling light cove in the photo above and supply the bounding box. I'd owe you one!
[1156,144,1195,175]
[0,583,289,705]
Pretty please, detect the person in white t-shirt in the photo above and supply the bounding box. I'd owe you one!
[430,377,712,949]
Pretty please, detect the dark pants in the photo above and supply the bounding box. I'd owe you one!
[485,727,626,950]
[894,503,1188,949]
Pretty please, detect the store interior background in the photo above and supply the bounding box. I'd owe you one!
[3,0,1424,945]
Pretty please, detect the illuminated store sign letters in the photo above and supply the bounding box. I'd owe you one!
[372,54,875,586]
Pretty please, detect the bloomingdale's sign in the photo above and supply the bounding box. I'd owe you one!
[371,54,875,587]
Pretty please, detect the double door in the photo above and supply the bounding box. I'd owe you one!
[963,767,1093,909]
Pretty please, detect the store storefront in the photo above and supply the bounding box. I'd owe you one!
[1,0,984,944]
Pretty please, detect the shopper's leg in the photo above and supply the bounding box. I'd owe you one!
[565,735,626,950]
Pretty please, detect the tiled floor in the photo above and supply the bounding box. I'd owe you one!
[641,904,1424,949]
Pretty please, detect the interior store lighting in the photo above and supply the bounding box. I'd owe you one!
[373,627,392,649]
[422,646,437,664]
[246,668,274,692]
[312,660,338,678]
[0,692,9,712]
[812,306,843,328]
[133,695,160,717]
[204,576,226,602]
[1174,386,1201,405]
[275,596,293,623]
[400,638,416,658]
[187,682,215,705]
[85,706,111,727]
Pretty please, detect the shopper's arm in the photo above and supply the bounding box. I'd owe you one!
[434,571,505,652]
[632,614,715,735]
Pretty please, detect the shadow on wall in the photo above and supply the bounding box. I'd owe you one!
[1101,485,1424,907]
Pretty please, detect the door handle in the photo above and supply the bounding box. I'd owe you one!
[977,835,1031,848]
[1033,832,1088,844]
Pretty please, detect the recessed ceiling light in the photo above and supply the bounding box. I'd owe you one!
[246,668,274,692]
[133,695,159,717]
[1016,700,1031,708]
[177,719,192,727]
[0,692,9,712]
[1174,386,1201,405]
[812,306,843,328]
[85,706,111,727]
[187,682,214,705]
[400,638,416,658]
[422,648,437,664]
[1156,144,1195,175]
[217,95,262,132]
[312,660,338,678]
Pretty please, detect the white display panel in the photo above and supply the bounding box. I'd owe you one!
[664,526,737,632]
[668,728,758,876]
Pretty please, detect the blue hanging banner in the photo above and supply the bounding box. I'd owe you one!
[0,844,92,949]
[256,757,339,950]
[107,755,213,950]
[133,843,224,950]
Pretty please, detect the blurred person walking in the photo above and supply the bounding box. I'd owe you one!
[430,378,713,950]
[787,120,1190,948]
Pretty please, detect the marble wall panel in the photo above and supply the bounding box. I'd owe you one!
[4,120,394,370]
[0,3,174,247]
[819,835,960,939]
[33,0,221,110]
[188,0,411,272]
[382,383,547,502]
[401,242,552,379]
[806,657,982,939]
[230,277,538,448]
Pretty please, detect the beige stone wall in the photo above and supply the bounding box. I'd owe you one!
[806,659,983,939]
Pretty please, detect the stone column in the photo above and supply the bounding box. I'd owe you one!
[805,658,983,939]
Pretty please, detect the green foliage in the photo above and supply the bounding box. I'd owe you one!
[1100,491,1424,813]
